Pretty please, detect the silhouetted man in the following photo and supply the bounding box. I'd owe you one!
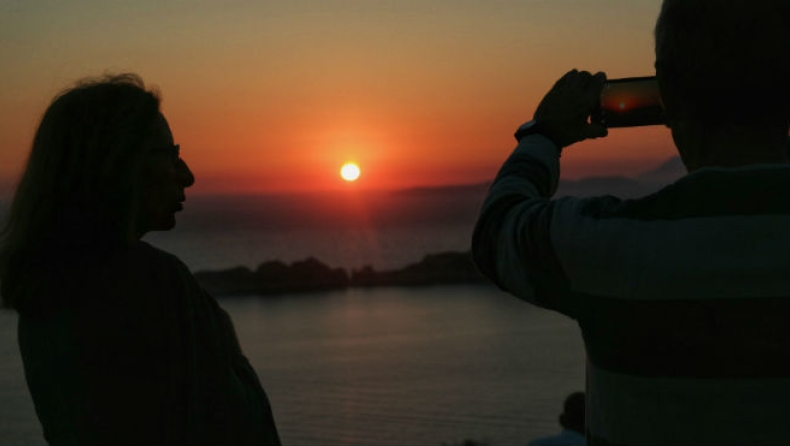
[472,1,790,444]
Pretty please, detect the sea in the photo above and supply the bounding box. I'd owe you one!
[0,185,597,446]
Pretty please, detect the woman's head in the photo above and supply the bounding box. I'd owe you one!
[136,112,195,235]
[0,73,194,308]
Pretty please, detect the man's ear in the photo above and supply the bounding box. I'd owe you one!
[655,70,679,125]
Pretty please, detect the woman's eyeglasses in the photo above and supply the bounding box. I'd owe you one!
[150,144,181,164]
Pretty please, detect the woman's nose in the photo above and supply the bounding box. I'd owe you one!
[177,158,195,187]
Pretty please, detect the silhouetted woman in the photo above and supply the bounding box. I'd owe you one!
[0,74,280,445]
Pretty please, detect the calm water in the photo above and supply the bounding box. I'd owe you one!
[0,192,587,445]
[0,285,585,446]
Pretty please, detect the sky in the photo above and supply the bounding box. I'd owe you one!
[0,0,674,195]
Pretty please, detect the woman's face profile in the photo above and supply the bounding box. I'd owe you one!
[135,113,195,237]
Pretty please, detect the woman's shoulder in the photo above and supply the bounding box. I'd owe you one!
[15,240,203,317]
[78,242,206,329]
[131,240,187,268]
[115,241,200,294]
[114,241,195,285]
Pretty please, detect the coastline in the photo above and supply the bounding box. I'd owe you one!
[193,250,489,297]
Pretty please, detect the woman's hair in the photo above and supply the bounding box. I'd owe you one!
[0,73,161,309]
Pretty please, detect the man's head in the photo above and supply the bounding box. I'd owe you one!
[559,391,585,434]
[654,0,790,169]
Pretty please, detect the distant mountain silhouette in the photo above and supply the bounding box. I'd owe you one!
[144,156,687,235]
[555,156,685,198]
[389,156,686,199]
[636,156,685,184]
[395,156,686,198]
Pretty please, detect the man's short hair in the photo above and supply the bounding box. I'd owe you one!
[655,0,790,124]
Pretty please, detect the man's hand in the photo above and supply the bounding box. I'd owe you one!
[534,69,608,149]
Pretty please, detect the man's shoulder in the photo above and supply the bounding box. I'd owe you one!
[567,164,790,222]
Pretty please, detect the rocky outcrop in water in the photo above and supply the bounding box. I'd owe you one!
[194,251,486,297]
[195,257,349,296]
[350,251,483,287]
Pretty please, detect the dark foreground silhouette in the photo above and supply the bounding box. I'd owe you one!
[194,251,487,297]
[2,74,281,445]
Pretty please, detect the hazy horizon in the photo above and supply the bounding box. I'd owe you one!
[1,1,672,195]
[0,154,685,208]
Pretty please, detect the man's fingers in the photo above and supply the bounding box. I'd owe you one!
[593,71,607,83]
[535,69,610,148]
[575,70,594,88]
[583,124,608,140]
[553,69,578,90]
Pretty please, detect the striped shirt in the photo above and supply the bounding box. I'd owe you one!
[472,134,790,445]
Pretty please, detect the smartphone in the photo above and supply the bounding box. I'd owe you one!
[592,76,665,128]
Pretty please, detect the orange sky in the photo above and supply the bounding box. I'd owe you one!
[0,1,673,196]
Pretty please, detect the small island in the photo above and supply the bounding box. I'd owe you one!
[193,251,488,297]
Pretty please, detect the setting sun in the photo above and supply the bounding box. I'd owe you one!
[340,163,361,182]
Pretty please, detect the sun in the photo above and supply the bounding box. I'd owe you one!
[340,163,361,182]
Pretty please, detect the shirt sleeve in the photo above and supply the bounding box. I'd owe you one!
[472,134,575,315]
